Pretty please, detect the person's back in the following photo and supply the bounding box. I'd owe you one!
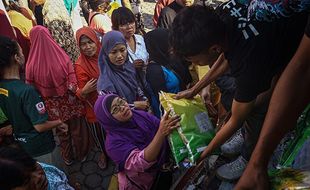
[216,2,307,102]
[88,0,112,39]
[0,80,55,157]
[153,0,174,27]
[157,0,194,29]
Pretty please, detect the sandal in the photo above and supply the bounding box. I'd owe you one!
[98,152,107,170]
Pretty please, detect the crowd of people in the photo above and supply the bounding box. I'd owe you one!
[0,0,309,189]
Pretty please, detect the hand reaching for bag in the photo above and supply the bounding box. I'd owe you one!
[158,110,181,136]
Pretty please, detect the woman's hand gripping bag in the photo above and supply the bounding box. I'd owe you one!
[159,92,215,164]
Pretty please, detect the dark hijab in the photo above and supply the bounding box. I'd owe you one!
[144,28,192,90]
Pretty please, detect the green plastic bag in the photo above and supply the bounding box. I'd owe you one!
[160,93,188,165]
[160,92,215,164]
[269,168,310,190]
[278,104,310,167]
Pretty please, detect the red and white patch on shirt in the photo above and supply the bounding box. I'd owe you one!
[35,102,46,114]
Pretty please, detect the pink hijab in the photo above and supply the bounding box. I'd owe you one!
[26,26,77,97]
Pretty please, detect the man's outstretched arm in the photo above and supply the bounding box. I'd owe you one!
[236,33,310,190]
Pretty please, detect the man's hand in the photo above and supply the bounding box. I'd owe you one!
[200,86,217,117]
[235,163,269,190]
[175,88,195,100]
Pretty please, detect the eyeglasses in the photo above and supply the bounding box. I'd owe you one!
[110,98,127,115]
[119,22,135,29]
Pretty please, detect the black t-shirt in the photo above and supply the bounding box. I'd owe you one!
[217,1,308,102]
[306,15,310,37]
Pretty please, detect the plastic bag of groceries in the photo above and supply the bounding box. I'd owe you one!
[159,92,215,165]
[269,168,310,190]
[277,104,310,168]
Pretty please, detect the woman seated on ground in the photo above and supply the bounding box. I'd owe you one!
[75,26,108,169]
[144,28,192,117]
[0,145,73,190]
[94,93,180,189]
[26,26,92,166]
[111,7,150,98]
[97,30,149,109]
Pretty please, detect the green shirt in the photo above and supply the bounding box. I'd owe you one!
[0,79,55,157]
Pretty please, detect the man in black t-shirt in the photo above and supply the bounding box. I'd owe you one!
[169,3,308,181]
[236,14,310,189]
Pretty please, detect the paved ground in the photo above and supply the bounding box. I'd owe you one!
[142,0,157,31]
[65,147,116,190]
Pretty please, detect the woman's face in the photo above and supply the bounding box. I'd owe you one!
[118,21,136,39]
[79,35,97,57]
[110,97,132,122]
[108,44,127,65]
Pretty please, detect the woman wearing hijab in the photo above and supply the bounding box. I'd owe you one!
[26,26,92,165]
[144,28,192,117]
[42,0,80,63]
[94,93,180,189]
[6,0,36,38]
[97,31,149,109]
[88,0,112,40]
[75,27,107,169]
[0,9,31,77]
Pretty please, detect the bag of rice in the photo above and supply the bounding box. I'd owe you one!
[159,92,215,164]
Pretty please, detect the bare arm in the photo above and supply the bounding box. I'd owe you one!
[200,99,255,160]
[175,53,229,99]
[34,119,67,133]
[144,110,180,162]
[236,34,310,189]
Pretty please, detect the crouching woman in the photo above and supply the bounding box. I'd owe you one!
[94,93,180,189]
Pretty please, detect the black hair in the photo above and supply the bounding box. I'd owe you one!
[0,146,37,190]
[88,0,106,11]
[111,7,136,30]
[169,5,226,58]
[0,36,19,76]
